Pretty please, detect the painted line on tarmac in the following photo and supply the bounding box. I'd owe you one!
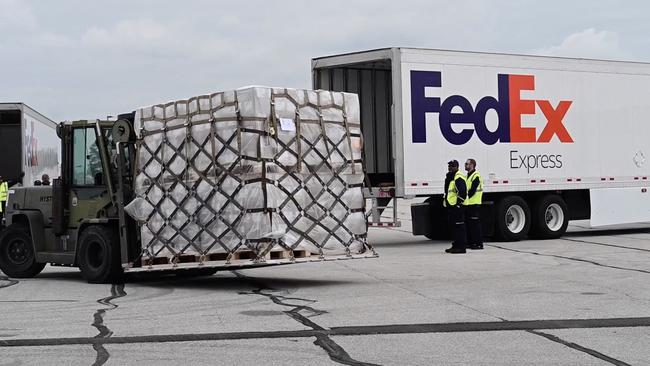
[561,238,650,253]
[2,317,650,348]
[487,244,650,275]
[528,330,631,366]
[0,300,78,303]
[330,317,650,336]
[0,329,323,347]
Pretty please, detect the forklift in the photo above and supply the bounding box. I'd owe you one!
[0,117,145,283]
[0,113,376,283]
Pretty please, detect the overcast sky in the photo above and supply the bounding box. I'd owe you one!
[1,0,648,121]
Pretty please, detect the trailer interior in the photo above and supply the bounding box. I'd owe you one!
[313,58,395,188]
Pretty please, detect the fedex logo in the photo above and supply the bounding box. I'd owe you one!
[410,70,574,145]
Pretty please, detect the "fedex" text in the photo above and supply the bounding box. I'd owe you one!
[410,71,574,145]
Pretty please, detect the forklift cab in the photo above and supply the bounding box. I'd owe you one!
[54,121,121,231]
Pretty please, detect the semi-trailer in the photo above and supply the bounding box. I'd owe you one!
[313,48,650,240]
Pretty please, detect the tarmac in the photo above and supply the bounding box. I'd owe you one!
[1,205,649,365]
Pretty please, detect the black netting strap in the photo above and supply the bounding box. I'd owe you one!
[132,89,369,264]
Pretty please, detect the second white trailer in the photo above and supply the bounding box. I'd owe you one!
[0,103,60,188]
[312,47,650,240]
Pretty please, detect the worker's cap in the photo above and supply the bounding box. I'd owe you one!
[447,160,459,167]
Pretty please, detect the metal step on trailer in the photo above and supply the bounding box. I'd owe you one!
[364,187,401,228]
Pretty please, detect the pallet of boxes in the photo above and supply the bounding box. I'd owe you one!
[124,86,377,271]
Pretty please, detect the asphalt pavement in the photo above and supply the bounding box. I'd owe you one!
[1,205,650,365]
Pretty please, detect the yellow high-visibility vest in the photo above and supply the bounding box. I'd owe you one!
[0,181,8,213]
[444,171,467,207]
[0,181,8,202]
[466,171,483,205]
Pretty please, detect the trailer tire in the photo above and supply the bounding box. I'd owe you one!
[495,196,531,241]
[77,226,123,284]
[0,224,45,278]
[531,195,569,239]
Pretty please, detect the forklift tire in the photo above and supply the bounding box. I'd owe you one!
[0,224,46,278]
[77,226,123,284]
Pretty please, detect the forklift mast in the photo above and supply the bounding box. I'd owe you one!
[110,114,139,265]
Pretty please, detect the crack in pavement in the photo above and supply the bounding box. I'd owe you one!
[91,284,126,366]
[0,276,19,289]
[237,259,648,366]
[309,264,639,366]
[313,334,379,366]
[527,330,631,366]
[562,238,650,253]
[441,297,507,322]
[487,244,650,275]
[233,271,379,366]
[331,288,637,365]
[458,243,648,366]
[452,296,636,366]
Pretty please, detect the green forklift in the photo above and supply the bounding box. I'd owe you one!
[0,117,142,283]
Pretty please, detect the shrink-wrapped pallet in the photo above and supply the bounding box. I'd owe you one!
[125,87,369,263]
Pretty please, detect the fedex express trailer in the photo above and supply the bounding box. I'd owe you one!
[312,48,650,240]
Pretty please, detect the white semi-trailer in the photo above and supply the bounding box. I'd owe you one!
[312,48,650,240]
[0,103,60,187]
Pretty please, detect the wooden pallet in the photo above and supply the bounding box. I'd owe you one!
[141,249,312,267]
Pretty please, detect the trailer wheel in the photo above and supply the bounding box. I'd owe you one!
[77,226,122,284]
[495,196,531,241]
[531,195,569,239]
[0,224,45,278]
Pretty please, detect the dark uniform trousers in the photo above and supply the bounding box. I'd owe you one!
[466,204,483,246]
[448,205,467,249]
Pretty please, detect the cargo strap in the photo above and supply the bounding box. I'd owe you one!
[133,89,368,264]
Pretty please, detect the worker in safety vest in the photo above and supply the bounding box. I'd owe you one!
[0,172,24,222]
[464,159,484,250]
[443,160,468,254]
[0,176,8,223]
